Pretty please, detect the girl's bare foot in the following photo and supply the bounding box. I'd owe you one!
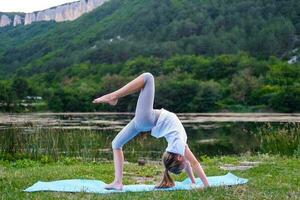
[93,93,118,106]
[104,182,123,190]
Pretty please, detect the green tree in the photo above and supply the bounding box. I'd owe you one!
[229,68,262,105]
[156,73,199,112]
[11,78,31,100]
[121,56,162,76]
[269,86,300,112]
[0,82,14,111]
[189,80,222,112]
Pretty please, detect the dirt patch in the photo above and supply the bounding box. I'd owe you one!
[196,139,220,144]
[220,161,261,171]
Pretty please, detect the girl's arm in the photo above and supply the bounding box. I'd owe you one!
[184,160,196,184]
[184,146,209,187]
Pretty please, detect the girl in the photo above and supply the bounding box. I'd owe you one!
[93,72,209,190]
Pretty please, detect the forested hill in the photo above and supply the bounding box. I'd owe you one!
[1,0,299,76]
[0,0,300,113]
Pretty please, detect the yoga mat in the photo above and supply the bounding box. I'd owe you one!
[24,172,248,194]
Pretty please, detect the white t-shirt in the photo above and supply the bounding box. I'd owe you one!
[151,108,187,156]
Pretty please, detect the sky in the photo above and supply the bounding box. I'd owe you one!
[0,0,77,13]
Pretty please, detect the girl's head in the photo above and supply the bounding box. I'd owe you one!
[155,151,186,188]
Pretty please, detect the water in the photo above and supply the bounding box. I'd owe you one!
[0,112,299,162]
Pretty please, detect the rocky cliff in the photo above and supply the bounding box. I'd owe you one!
[13,15,23,26]
[0,0,109,27]
[0,14,12,27]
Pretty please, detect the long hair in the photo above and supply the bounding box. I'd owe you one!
[155,151,185,188]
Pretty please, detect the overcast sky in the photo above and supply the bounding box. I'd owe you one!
[0,0,77,13]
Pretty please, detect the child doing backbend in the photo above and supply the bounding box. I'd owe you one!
[93,72,209,190]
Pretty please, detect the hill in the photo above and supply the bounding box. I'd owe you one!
[0,0,299,112]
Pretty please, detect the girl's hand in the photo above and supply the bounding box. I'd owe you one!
[190,183,197,189]
[190,183,204,189]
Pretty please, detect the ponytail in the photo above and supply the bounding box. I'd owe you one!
[155,151,184,189]
[155,169,175,188]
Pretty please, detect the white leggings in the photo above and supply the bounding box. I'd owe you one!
[112,73,159,149]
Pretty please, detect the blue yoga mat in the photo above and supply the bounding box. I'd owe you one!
[24,172,248,194]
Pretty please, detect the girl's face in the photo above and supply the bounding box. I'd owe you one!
[169,155,186,174]
[163,151,187,174]
[177,155,187,170]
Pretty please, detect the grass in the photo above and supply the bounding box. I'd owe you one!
[1,122,299,161]
[0,154,299,200]
[255,122,300,157]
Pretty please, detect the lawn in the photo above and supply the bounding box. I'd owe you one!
[0,155,299,200]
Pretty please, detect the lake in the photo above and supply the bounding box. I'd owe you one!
[0,112,299,162]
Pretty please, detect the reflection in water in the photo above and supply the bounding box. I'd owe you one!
[0,113,299,161]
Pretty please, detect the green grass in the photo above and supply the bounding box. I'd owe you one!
[0,155,299,200]
[255,123,300,157]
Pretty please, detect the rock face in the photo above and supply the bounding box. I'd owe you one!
[13,15,23,26]
[0,15,12,27]
[24,13,36,25]
[24,0,109,25]
[1,0,109,27]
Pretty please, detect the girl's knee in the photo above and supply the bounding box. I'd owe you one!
[112,138,122,150]
[143,72,154,83]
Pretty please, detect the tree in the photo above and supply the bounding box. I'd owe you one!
[11,78,31,100]
[189,80,222,112]
[155,73,199,112]
[121,56,162,76]
[269,85,300,112]
[229,68,261,105]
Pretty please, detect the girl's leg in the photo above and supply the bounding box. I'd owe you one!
[94,72,157,190]
[134,73,157,130]
[105,118,139,190]
[93,72,158,128]
[93,73,145,105]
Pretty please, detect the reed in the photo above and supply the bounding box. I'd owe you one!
[255,122,300,156]
[1,121,299,162]
[0,126,115,161]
